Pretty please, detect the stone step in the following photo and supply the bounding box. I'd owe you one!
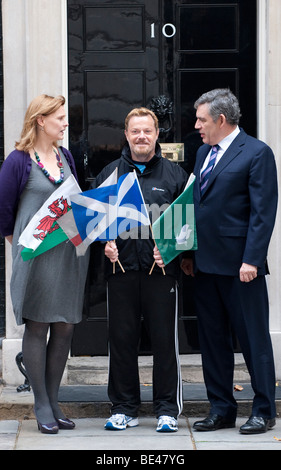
[67,353,250,386]
[4,380,280,421]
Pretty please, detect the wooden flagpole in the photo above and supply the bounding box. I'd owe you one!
[110,168,125,273]
[149,223,165,276]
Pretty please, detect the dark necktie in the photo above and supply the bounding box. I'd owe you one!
[200,145,219,194]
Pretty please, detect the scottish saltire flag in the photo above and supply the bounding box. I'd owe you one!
[152,174,197,265]
[57,169,118,256]
[19,175,81,261]
[70,170,150,251]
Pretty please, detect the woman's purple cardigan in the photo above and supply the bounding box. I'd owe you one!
[0,147,77,237]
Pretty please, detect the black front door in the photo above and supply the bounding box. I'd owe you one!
[68,0,257,355]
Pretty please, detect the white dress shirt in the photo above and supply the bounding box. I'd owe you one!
[200,126,240,175]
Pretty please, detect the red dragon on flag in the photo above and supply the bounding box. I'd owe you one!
[33,197,71,241]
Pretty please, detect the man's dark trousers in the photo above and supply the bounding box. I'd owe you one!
[194,271,276,421]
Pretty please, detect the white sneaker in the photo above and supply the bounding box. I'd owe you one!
[156,415,178,432]
[104,413,139,430]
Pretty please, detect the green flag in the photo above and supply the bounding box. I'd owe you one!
[152,174,197,265]
[21,227,68,261]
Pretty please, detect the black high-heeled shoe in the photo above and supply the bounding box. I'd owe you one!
[56,417,76,430]
[37,420,59,434]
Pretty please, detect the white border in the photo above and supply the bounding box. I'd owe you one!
[61,0,69,148]
[257,0,267,141]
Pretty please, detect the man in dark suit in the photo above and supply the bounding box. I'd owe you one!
[181,88,278,434]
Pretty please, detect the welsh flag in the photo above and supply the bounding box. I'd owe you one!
[19,175,81,261]
[152,174,197,265]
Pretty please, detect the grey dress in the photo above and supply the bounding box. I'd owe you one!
[10,149,90,325]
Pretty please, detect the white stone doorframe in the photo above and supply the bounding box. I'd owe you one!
[2,0,281,385]
[261,0,281,379]
[2,0,68,385]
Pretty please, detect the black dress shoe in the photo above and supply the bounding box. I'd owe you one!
[37,420,59,434]
[193,414,235,431]
[56,417,76,430]
[239,416,276,434]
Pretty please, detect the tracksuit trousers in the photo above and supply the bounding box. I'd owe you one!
[107,271,182,419]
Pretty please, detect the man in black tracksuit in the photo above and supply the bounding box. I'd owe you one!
[96,108,188,432]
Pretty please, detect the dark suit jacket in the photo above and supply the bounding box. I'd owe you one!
[192,129,278,276]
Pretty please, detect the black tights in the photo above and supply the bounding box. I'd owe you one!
[22,320,74,424]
